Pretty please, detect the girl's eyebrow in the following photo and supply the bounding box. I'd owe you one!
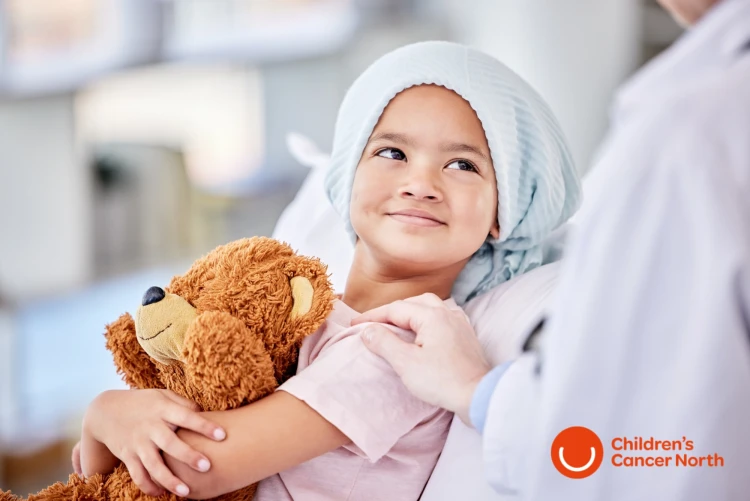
[439,141,489,162]
[368,131,413,146]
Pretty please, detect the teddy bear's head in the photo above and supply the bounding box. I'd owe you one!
[104,237,335,411]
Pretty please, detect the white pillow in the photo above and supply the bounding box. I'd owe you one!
[420,262,560,501]
[272,134,353,293]
[464,261,561,366]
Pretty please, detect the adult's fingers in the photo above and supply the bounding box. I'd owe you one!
[152,426,211,473]
[402,293,446,308]
[139,447,191,497]
[352,300,435,332]
[362,324,419,376]
[162,404,226,441]
[123,454,166,497]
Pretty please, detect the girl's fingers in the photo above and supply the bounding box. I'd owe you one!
[123,454,166,497]
[71,441,82,475]
[163,404,226,441]
[160,389,201,412]
[152,426,211,473]
[139,447,190,498]
[150,474,166,491]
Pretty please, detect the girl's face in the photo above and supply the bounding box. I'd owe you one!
[350,84,499,275]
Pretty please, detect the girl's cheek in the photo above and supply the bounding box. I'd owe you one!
[463,188,493,212]
[462,190,497,230]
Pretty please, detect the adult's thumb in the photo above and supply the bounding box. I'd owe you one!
[362,325,412,373]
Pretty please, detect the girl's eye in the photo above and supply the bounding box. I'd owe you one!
[376,148,406,161]
[446,160,478,173]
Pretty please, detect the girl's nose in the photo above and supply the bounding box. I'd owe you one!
[398,165,443,202]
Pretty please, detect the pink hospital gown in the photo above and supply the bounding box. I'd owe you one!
[254,298,459,500]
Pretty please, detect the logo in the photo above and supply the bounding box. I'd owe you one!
[551,429,724,478]
[551,426,604,479]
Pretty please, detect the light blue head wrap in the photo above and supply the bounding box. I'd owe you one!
[324,41,582,305]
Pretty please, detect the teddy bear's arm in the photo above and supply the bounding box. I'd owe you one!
[182,311,278,412]
[105,313,163,389]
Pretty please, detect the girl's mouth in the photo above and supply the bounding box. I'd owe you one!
[387,208,445,227]
[388,214,445,227]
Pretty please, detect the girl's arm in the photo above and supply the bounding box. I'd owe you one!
[80,391,129,477]
[80,417,120,477]
[164,391,350,500]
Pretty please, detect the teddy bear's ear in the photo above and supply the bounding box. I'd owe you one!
[284,257,336,342]
[290,276,314,319]
[105,313,163,390]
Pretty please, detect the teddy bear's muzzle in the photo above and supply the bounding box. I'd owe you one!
[134,290,198,365]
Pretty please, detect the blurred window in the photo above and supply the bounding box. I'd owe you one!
[162,0,358,61]
[5,0,98,63]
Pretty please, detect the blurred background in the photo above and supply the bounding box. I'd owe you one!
[0,0,682,493]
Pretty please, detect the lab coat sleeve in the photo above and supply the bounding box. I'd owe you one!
[470,361,515,434]
[515,119,750,500]
[481,352,542,496]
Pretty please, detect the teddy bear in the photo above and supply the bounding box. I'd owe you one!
[1,237,335,501]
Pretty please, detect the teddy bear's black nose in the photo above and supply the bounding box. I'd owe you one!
[142,286,166,306]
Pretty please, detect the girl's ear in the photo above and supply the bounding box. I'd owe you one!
[489,222,500,240]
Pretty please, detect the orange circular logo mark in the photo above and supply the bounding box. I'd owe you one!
[551,426,604,479]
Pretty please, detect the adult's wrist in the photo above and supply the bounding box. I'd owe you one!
[455,367,491,426]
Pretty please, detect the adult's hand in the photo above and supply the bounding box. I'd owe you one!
[352,293,491,425]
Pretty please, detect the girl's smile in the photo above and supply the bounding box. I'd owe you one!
[387,208,446,228]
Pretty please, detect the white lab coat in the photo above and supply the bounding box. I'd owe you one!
[484,1,750,499]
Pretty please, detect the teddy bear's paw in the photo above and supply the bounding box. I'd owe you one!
[104,465,180,501]
[203,483,257,501]
[106,313,162,390]
[182,311,278,411]
[23,472,106,501]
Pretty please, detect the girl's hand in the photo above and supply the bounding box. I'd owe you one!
[72,440,82,475]
[86,388,227,497]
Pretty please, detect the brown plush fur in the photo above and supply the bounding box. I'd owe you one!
[2,237,334,501]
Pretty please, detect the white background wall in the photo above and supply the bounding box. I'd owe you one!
[0,96,92,300]
[0,1,655,301]
[424,0,644,175]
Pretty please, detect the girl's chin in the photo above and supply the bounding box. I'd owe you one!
[376,242,451,266]
[356,232,475,267]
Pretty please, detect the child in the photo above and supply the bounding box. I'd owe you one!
[78,41,581,500]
